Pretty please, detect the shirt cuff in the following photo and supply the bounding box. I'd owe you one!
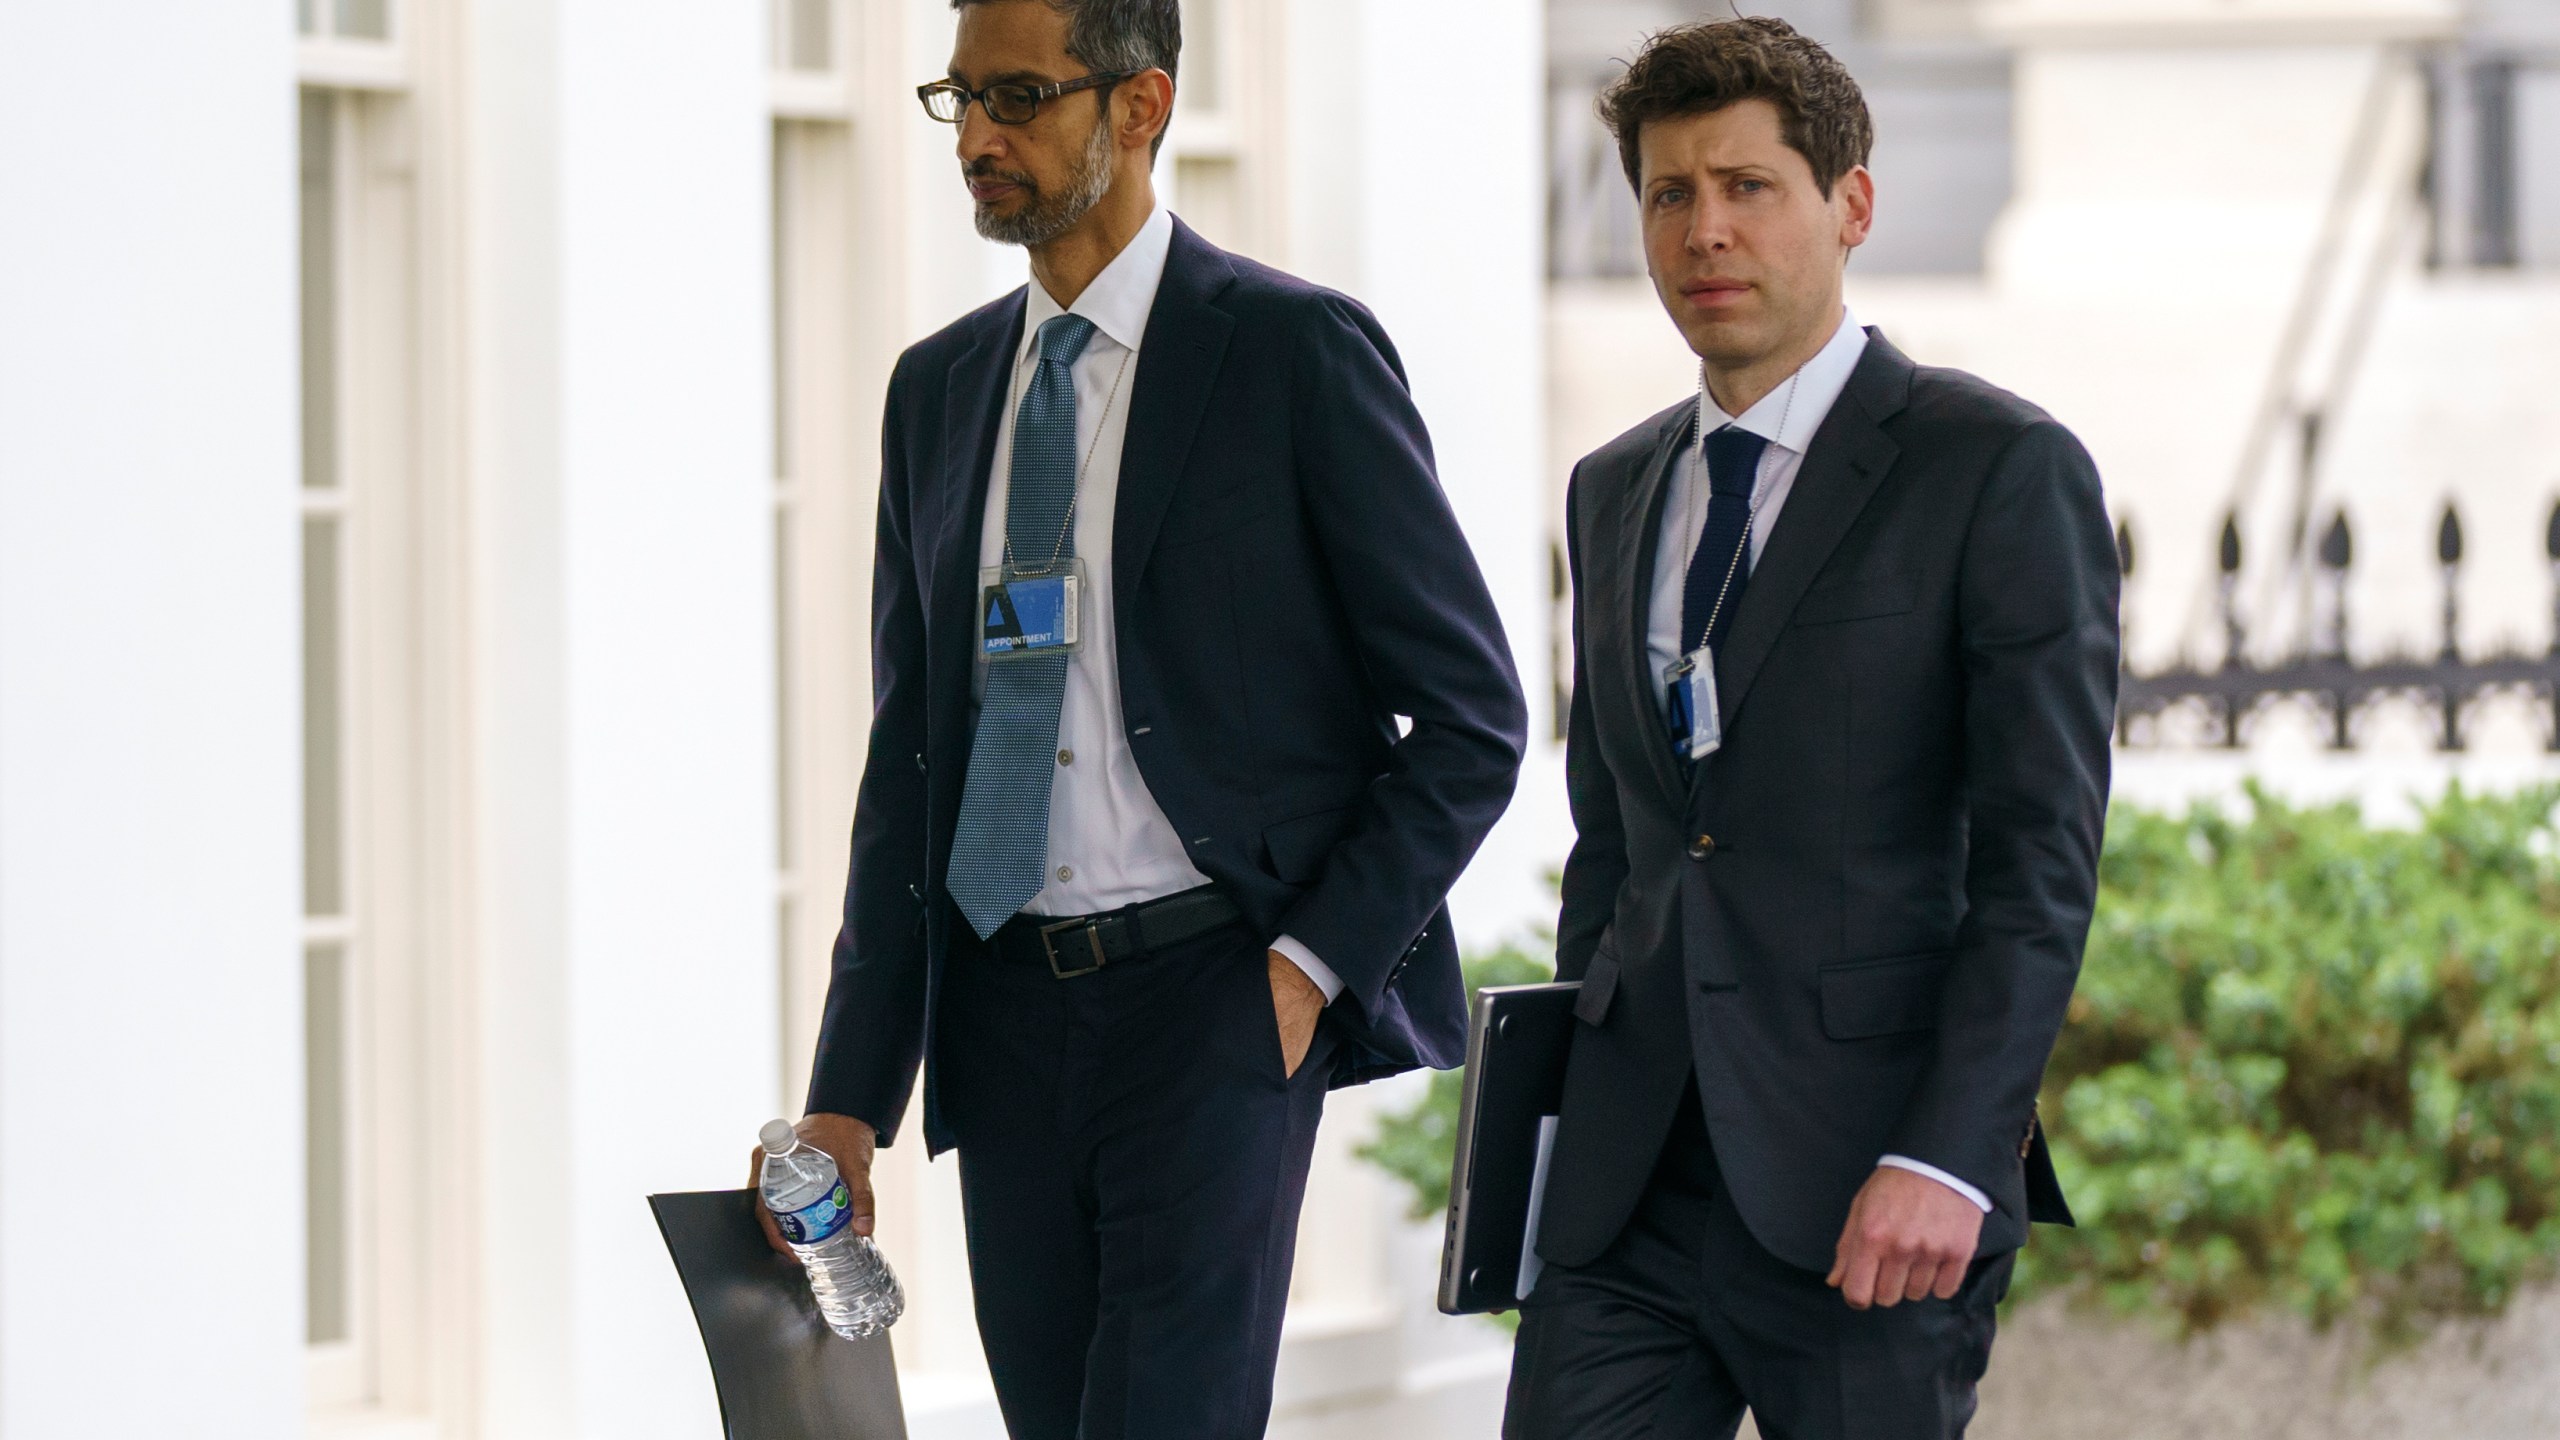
[1877,1155,1993,1214]
[1269,934,1344,1004]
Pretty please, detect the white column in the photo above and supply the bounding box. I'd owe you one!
[0,5,304,1438]
[465,2,778,1435]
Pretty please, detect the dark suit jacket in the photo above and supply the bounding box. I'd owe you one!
[806,219,1528,1153]
[1540,330,2117,1275]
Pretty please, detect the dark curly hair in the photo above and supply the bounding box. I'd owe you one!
[1598,17,1873,199]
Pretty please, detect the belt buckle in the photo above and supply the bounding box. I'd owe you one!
[1038,917,1109,979]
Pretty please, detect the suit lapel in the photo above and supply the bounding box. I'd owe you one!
[1615,413,1694,812]
[1709,333,1913,733]
[1113,218,1237,601]
[932,294,1026,702]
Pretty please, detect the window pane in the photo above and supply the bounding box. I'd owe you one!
[300,94,338,492]
[773,505,795,868]
[771,135,791,482]
[306,943,352,1346]
[335,0,392,42]
[2521,66,2560,268]
[777,893,796,1065]
[298,0,318,36]
[787,0,833,73]
[303,518,347,918]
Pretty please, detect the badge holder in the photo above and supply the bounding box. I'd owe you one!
[1664,646,1722,760]
[980,559,1087,660]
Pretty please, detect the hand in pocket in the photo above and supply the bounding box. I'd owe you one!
[1265,951,1325,1077]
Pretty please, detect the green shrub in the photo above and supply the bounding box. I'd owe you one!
[2028,781,2560,1341]
[1358,783,2560,1344]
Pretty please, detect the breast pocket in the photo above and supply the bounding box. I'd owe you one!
[1791,574,1917,627]
[1818,950,1951,1040]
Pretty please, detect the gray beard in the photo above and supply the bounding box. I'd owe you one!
[973,118,1116,248]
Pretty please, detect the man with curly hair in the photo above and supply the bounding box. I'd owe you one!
[1508,17,2118,1438]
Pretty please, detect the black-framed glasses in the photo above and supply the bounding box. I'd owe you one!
[916,71,1137,126]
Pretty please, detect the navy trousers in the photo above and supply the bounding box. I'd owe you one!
[1505,1082,2010,1440]
[936,908,1334,1440]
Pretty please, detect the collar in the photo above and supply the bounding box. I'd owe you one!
[1700,306,1870,456]
[1019,204,1175,360]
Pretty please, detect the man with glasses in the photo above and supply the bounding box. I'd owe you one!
[754,2,1527,1437]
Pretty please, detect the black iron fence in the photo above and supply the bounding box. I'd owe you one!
[2116,503,2560,750]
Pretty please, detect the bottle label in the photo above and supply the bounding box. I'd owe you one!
[778,1179,855,1245]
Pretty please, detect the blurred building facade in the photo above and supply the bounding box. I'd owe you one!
[4,1,1544,1437]
[1551,0,2560,818]
[5,1,2559,1438]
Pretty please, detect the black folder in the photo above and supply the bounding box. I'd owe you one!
[1436,980,1581,1315]
[647,1188,909,1440]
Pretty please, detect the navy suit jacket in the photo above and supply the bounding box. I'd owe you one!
[806,219,1529,1153]
[1542,334,2116,1274]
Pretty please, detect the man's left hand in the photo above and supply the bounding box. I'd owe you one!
[1826,1166,1985,1310]
[1266,951,1325,1078]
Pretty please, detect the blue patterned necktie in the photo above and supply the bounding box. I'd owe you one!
[1679,425,1770,659]
[947,314,1099,939]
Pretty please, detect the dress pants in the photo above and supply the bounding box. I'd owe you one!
[1505,1081,2010,1440]
[936,908,1334,1440]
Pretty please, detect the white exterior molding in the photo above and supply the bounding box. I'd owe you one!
[1978,0,2458,49]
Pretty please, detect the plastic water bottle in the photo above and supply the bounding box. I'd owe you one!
[759,1118,905,1339]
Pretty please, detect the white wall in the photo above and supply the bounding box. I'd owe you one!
[466,2,779,1435]
[0,4,304,1437]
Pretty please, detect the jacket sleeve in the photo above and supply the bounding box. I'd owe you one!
[803,358,933,1145]
[1275,293,1530,1020]
[1884,419,2119,1200]
[1554,464,1626,982]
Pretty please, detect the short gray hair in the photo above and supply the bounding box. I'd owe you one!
[954,0,1181,82]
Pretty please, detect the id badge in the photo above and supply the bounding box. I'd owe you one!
[1664,646,1721,760]
[979,560,1085,660]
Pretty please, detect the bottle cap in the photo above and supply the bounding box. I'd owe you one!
[759,1119,798,1156]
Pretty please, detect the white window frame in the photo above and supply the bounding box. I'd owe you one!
[1157,0,1288,259]
[300,0,411,92]
[767,0,859,1121]
[298,6,463,1433]
[771,0,853,120]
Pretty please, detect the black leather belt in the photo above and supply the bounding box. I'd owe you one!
[988,887,1244,979]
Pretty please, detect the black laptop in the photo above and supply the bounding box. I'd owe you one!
[1437,980,1581,1315]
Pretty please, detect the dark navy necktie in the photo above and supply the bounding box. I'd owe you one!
[1679,425,1769,658]
[947,314,1097,939]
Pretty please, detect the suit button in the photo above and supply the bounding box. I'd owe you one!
[1687,834,1716,861]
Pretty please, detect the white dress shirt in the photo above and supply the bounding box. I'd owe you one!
[1642,307,1992,1215]
[975,204,1343,1002]
[1643,307,1867,687]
